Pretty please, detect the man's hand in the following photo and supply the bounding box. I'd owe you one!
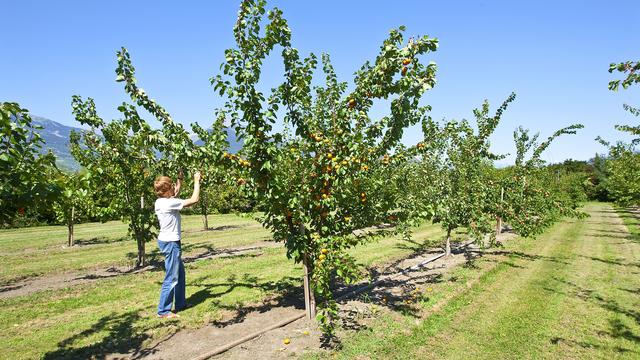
[194,171,202,183]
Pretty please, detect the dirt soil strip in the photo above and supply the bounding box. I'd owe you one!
[131,234,513,360]
[0,241,280,299]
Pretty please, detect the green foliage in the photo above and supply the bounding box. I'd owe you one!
[490,124,585,238]
[0,102,59,225]
[71,46,233,265]
[51,171,94,246]
[69,96,159,266]
[608,60,640,91]
[211,0,438,332]
[598,59,640,206]
[413,94,516,249]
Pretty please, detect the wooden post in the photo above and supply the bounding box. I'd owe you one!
[303,256,316,319]
[68,206,75,247]
[496,187,504,237]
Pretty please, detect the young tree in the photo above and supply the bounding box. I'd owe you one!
[69,98,160,267]
[71,47,233,266]
[416,94,516,256]
[0,102,58,225]
[489,124,585,238]
[212,0,438,330]
[52,171,93,246]
[116,49,233,231]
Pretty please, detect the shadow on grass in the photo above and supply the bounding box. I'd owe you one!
[75,244,267,282]
[577,255,640,269]
[553,277,640,341]
[182,224,248,234]
[488,250,571,265]
[42,310,169,360]
[550,336,636,355]
[74,236,129,246]
[187,273,304,328]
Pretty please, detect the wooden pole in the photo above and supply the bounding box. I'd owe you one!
[496,187,504,237]
[302,257,316,319]
[68,206,75,247]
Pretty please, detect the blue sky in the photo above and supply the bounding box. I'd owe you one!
[2,0,639,163]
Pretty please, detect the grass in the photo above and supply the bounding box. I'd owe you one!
[0,214,269,285]
[0,213,444,359]
[307,203,640,359]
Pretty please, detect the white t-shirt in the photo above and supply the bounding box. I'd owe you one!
[155,197,185,242]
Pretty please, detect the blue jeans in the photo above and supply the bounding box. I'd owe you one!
[157,240,186,315]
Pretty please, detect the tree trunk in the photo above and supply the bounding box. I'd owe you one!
[201,192,209,231]
[203,214,209,231]
[136,237,146,268]
[134,197,147,268]
[445,228,452,257]
[302,255,317,319]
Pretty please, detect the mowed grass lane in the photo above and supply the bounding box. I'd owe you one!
[0,216,444,359]
[0,214,269,285]
[319,202,640,359]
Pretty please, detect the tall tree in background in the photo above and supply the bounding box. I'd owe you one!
[0,102,58,225]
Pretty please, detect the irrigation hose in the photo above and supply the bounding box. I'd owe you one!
[190,312,306,360]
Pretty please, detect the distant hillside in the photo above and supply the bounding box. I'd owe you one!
[31,116,243,171]
[31,116,84,171]
[194,127,243,153]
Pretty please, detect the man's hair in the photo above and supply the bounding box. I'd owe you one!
[154,176,173,197]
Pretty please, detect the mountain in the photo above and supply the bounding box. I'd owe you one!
[193,127,243,153]
[31,116,243,171]
[31,116,84,171]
